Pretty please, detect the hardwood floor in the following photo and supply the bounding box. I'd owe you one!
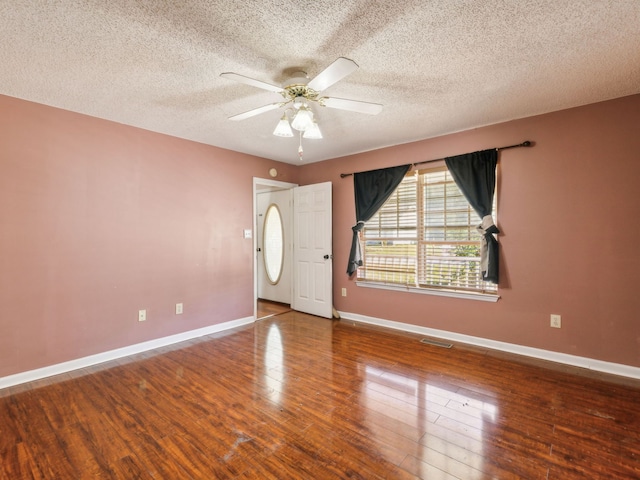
[2,311,640,479]
[257,299,291,319]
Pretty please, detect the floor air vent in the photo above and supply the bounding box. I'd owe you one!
[420,338,453,348]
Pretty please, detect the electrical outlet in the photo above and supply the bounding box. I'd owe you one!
[138,309,147,322]
[550,314,561,328]
[176,303,183,315]
[341,288,347,297]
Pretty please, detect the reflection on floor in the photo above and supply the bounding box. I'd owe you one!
[2,311,640,478]
[257,298,291,319]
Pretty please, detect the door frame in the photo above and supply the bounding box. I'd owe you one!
[253,177,297,320]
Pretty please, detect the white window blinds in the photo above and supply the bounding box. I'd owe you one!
[358,167,497,294]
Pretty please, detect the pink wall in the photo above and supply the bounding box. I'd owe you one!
[0,95,298,378]
[299,94,640,368]
[2,93,639,380]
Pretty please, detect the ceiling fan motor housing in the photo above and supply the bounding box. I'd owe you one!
[284,71,308,87]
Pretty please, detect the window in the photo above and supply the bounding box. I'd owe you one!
[263,204,284,284]
[357,167,497,295]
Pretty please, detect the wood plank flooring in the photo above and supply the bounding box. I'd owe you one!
[257,299,291,319]
[1,311,640,479]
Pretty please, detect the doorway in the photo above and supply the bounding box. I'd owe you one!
[253,178,296,320]
[253,178,334,320]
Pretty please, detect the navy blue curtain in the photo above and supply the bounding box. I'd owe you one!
[444,149,500,284]
[347,164,411,276]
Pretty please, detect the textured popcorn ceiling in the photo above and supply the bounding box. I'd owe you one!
[1,1,639,164]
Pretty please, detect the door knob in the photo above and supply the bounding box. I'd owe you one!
[324,254,332,259]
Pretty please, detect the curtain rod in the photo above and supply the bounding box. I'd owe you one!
[339,140,533,178]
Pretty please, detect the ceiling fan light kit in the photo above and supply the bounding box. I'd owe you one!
[221,57,382,160]
[273,114,294,137]
[290,105,314,132]
[303,120,322,139]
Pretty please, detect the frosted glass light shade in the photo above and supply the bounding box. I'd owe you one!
[273,114,294,137]
[291,106,314,131]
[303,120,322,139]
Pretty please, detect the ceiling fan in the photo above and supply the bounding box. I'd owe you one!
[220,57,383,141]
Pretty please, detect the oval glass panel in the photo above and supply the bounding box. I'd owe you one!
[263,204,284,284]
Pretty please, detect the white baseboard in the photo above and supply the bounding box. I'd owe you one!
[339,311,640,380]
[5,312,638,390]
[0,316,254,390]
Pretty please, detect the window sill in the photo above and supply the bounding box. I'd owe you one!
[355,281,500,303]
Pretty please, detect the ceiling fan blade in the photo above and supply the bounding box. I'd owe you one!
[322,97,383,115]
[220,72,283,93]
[228,102,282,121]
[307,57,359,92]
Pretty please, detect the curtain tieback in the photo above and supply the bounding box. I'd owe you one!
[351,220,365,233]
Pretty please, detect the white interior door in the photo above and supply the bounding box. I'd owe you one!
[292,182,333,318]
[256,190,292,304]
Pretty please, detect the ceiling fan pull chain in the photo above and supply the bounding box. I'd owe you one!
[298,131,304,161]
